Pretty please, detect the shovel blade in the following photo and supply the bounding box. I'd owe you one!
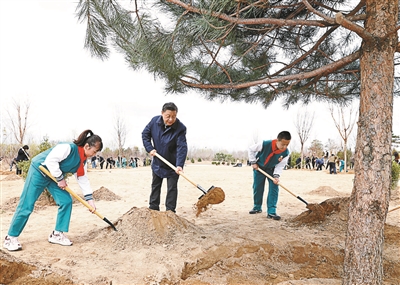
[103,217,118,231]
[198,185,215,199]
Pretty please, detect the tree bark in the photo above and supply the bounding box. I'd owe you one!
[343,1,397,284]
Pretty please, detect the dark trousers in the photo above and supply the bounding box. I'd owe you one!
[329,162,337,174]
[149,172,179,212]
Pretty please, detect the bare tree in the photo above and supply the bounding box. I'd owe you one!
[329,104,358,172]
[113,112,127,159]
[294,110,315,169]
[7,98,31,144]
[308,139,324,158]
[325,138,340,155]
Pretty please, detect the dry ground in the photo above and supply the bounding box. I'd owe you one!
[1,163,399,285]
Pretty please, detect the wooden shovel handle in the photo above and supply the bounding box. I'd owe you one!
[39,165,104,220]
[388,205,400,213]
[154,153,197,188]
[257,167,309,206]
[257,168,297,197]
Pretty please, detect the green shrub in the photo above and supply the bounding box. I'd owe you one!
[198,158,202,162]
[17,160,31,179]
[191,158,195,163]
[289,151,301,168]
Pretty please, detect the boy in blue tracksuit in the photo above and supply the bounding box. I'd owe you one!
[3,130,103,251]
[248,131,291,220]
[142,102,188,213]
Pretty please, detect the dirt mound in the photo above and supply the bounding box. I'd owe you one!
[0,250,74,285]
[180,240,345,284]
[91,207,204,249]
[0,196,20,211]
[391,186,400,201]
[1,173,22,181]
[291,197,400,244]
[35,192,58,208]
[308,186,342,197]
[93,186,121,201]
[0,186,119,212]
[291,197,350,231]
[0,192,57,212]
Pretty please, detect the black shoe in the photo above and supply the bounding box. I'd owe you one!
[249,209,262,214]
[267,214,281,220]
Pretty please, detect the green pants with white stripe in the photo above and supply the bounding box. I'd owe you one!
[252,168,280,215]
[8,166,73,237]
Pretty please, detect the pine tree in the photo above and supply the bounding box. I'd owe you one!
[76,1,399,283]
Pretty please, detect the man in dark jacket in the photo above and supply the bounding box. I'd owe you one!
[15,145,30,175]
[142,102,188,213]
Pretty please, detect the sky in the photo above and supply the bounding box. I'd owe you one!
[0,0,399,153]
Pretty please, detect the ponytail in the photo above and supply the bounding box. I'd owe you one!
[73,129,103,151]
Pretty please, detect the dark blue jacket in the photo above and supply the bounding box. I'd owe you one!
[142,115,188,178]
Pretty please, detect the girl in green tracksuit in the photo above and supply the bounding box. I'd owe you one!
[3,130,103,251]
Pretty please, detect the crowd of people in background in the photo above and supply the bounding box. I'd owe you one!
[6,143,399,178]
[7,148,150,174]
[88,155,145,169]
[292,151,354,175]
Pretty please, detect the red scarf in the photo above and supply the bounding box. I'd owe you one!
[77,146,86,177]
[264,140,285,166]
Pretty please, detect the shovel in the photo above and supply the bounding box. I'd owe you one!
[388,205,400,213]
[154,153,225,216]
[257,167,323,213]
[154,153,213,197]
[39,165,117,231]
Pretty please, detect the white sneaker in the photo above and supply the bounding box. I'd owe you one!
[48,231,73,246]
[3,235,22,251]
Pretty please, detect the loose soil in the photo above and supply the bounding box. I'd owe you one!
[1,165,399,285]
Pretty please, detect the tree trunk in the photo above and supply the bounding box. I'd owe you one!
[343,1,397,284]
[343,140,347,173]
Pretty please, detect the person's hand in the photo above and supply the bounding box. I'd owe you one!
[273,177,280,185]
[176,166,183,175]
[57,179,67,190]
[251,164,259,170]
[87,200,96,213]
[149,149,157,156]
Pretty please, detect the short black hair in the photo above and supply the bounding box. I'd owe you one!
[162,102,178,112]
[22,145,29,150]
[277,131,291,140]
